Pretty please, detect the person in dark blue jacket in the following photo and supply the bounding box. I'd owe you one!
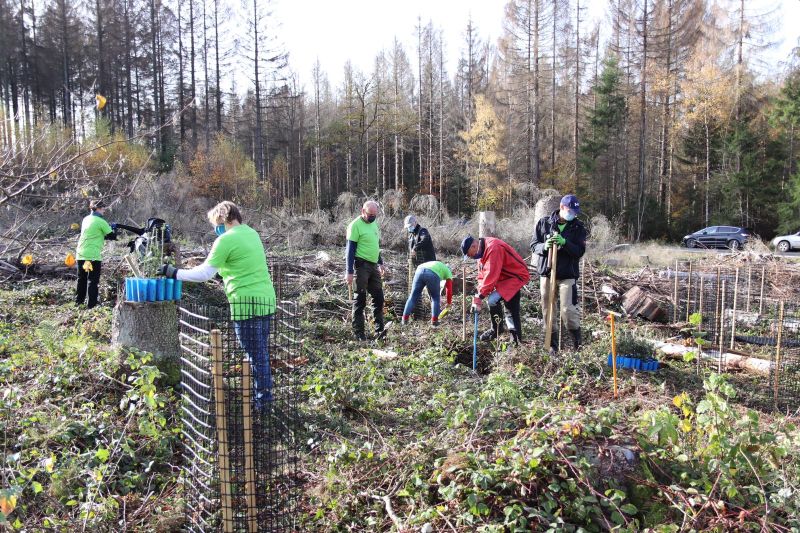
[530,194,587,352]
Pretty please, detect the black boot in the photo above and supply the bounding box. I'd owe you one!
[569,328,581,350]
[548,332,558,355]
[509,329,520,345]
[480,328,497,341]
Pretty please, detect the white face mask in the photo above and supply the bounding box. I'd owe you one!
[560,209,576,222]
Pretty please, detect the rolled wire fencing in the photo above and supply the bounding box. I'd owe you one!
[180,295,301,532]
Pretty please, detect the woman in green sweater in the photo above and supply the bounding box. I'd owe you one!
[75,200,117,308]
[159,201,276,408]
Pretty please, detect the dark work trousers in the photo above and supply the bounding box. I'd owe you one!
[352,259,385,337]
[76,260,102,308]
[487,290,523,341]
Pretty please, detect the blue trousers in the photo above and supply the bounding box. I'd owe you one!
[234,314,273,409]
[403,268,441,319]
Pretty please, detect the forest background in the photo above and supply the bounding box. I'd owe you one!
[2,0,800,243]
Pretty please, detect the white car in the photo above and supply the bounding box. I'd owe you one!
[771,231,800,252]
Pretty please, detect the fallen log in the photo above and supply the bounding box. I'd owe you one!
[654,341,771,377]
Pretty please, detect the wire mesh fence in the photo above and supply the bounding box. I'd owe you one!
[180,296,301,532]
[666,261,800,411]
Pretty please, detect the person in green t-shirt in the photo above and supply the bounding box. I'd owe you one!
[345,200,386,340]
[75,199,118,308]
[401,261,453,326]
[159,201,276,409]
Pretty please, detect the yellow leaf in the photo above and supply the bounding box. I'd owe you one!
[70,223,80,231]
[81,189,89,198]
[43,455,55,473]
[673,393,685,409]
[82,261,94,272]
[21,255,33,266]
[49,171,57,179]
[65,253,76,267]
[95,94,107,110]
[680,419,692,433]
[0,494,17,515]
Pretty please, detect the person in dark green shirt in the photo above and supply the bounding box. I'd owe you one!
[159,201,276,409]
[75,199,117,308]
[345,200,386,340]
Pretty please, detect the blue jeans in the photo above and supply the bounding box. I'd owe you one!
[234,314,273,409]
[403,268,441,319]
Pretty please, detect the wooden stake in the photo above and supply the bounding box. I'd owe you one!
[241,358,258,533]
[696,274,704,375]
[746,266,752,313]
[462,265,467,341]
[544,246,559,350]
[610,314,618,399]
[210,330,234,533]
[580,258,585,314]
[774,301,785,406]
[686,261,693,322]
[718,280,726,373]
[759,266,766,316]
[673,259,679,323]
[730,268,739,349]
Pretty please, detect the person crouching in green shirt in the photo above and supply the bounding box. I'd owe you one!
[402,261,453,326]
[75,199,117,308]
[159,201,276,409]
[345,200,386,340]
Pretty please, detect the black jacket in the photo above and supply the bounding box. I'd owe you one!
[408,225,436,262]
[530,210,586,279]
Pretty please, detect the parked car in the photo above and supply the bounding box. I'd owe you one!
[771,231,800,252]
[681,226,752,250]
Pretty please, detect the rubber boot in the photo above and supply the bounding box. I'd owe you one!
[548,331,558,356]
[569,328,581,350]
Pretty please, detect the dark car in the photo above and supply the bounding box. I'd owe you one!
[681,226,752,250]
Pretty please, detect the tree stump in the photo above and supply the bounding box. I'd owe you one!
[478,211,496,238]
[112,300,181,386]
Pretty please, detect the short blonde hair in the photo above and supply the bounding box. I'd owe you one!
[207,201,243,225]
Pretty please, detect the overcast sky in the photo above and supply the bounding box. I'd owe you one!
[272,0,800,89]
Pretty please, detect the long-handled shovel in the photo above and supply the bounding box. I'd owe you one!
[544,241,559,350]
[472,310,479,372]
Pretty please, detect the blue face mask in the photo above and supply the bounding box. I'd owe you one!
[560,209,577,222]
[214,224,226,236]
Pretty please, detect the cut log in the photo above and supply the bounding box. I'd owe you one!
[112,300,181,386]
[654,341,771,377]
[621,286,667,322]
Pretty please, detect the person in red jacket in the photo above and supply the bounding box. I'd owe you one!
[461,235,531,344]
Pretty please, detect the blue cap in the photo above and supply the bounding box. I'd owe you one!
[560,194,581,214]
[460,235,474,258]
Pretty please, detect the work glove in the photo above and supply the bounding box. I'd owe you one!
[544,238,553,250]
[158,264,178,279]
[110,223,118,231]
[471,296,482,313]
[552,234,566,247]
